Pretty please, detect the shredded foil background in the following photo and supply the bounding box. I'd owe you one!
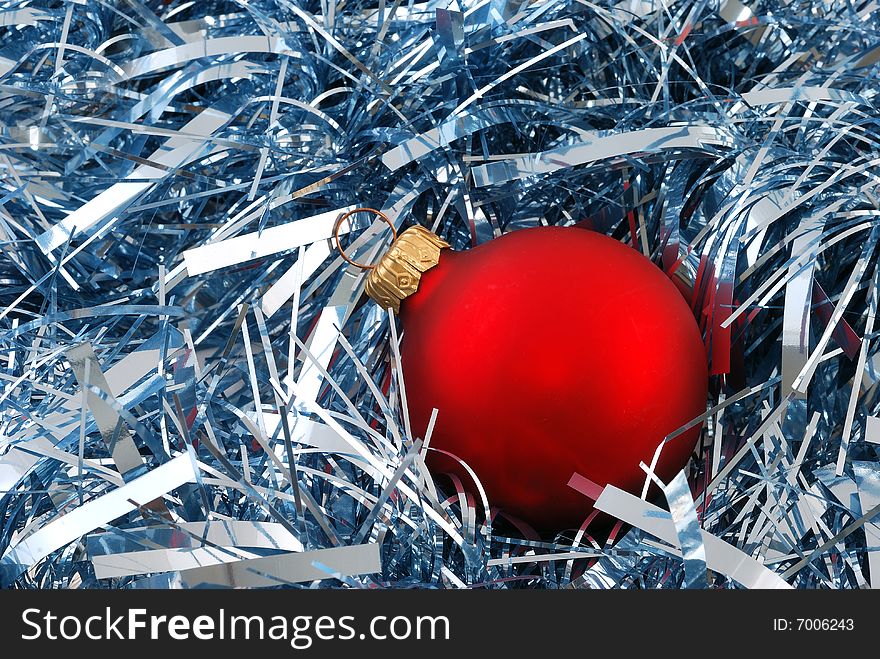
[1,0,879,589]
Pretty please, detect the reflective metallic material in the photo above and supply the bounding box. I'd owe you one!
[1,0,879,590]
[365,226,450,313]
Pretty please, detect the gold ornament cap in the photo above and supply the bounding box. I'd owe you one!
[332,208,449,314]
[365,225,449,313]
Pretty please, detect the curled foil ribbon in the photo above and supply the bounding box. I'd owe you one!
[0,0,879,590]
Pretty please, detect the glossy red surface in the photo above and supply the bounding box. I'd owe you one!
[400,226,707,530]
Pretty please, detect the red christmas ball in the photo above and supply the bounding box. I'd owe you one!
[399,226,707,530]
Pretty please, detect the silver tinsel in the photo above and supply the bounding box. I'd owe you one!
[1,0,879,589]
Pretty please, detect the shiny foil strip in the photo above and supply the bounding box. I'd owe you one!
[1,0,880,590]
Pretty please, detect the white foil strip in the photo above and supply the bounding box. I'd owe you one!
[89,520,303,555]
[1,454,196,579]
[183,206,354,277]
[36,107,231,254]
[0,329,184,493]
[853,462,880,588]
[155,543,381,588]
[594,485,792,589]
[471,125,732,187]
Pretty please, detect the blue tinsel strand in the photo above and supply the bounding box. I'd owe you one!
[0,0,878,589]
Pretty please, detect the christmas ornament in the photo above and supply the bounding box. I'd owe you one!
[349,211,708,530]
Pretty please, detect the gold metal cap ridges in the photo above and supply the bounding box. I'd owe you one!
[365,225,450,313]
